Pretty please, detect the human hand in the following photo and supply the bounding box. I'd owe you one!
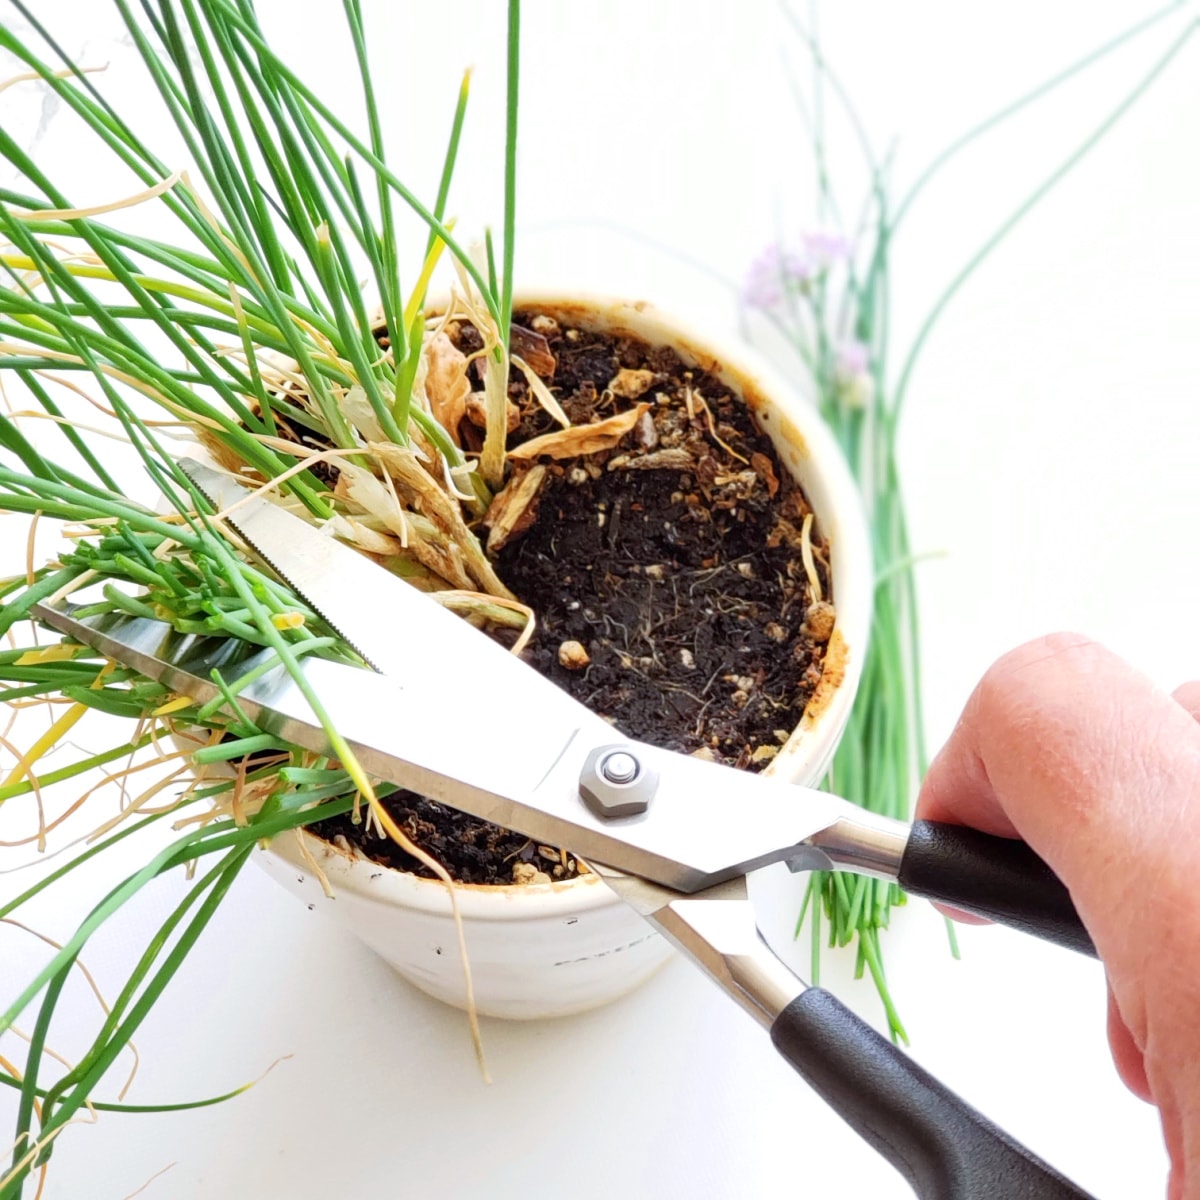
[916,633,1200,1200]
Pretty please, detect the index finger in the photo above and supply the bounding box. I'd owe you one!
[916,632,1200,959]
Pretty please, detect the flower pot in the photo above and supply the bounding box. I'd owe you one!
[253,292,872,1020]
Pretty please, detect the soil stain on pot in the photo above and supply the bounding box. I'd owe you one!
[313,310,834,885]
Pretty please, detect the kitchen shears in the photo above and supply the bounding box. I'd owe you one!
[34,460,1101,1200]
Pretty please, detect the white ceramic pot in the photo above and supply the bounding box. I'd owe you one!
[258,292,872,1020]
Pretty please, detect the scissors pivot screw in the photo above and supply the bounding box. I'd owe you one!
[600,751,639,783]
[579,745,659,819]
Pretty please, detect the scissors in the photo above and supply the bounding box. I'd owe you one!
[34,460,1100,1200]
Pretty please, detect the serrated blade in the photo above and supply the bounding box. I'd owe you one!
[174,454,618,800]
[179,458,442,679]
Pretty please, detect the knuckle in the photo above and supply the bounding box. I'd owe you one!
[978,632,1113,707]
[966,633,1127,770]
[998,631,1105,673]
[1171,680,1200,721]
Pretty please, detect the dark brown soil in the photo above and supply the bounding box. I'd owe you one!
[493,318,832,767]
[314,794,585,884]
[311,311,834,885]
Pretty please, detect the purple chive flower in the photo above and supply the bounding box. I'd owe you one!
[742,243,812,310]
[834,338,874,410]
[743,232,853,310]
[801,230,853,270]
[835,338,871,380]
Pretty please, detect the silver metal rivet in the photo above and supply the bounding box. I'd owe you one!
[600,751,639,784]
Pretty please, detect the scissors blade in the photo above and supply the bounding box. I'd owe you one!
[31,458,874,890]
[30,596,859,891]
[178,457,488,683]
[174,456,633,813]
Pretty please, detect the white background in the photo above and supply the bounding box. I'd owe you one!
[2,1,1199,1197]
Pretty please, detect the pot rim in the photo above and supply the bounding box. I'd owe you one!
[271,289,872,912]
[268,829,617,920]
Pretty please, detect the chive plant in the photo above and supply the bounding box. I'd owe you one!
[0,0,520,1191]
[1,0,1194,1188]
[744,1,1197,1040]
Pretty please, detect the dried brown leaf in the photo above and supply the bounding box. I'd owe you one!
[510,323,556,378]
[333,465,472,589]
[610,447,695,472]
[334,463,409,540]
[425,332,471,445]
[326,514,403,557]
[513,354,569,428]
[369,441,515,599]
[342,384,386,443]
[430,590,537,654]
[192,428,252,478]
[508,403,650,462]
[750,451,780,499]
[483,465,548,554]
[466,392,519,432]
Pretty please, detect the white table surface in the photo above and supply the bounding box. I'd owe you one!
[2,2,1198,1197]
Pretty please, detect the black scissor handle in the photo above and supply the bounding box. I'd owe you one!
[897,821,1096,958]
[770,988,1095,1199]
